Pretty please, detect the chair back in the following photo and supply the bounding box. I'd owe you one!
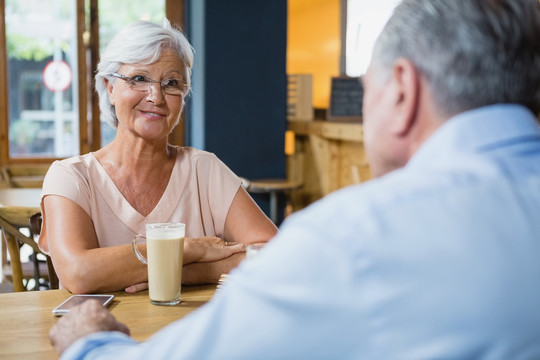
[1,212,58,291]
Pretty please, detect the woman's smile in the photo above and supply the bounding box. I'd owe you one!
[140,110,167,120]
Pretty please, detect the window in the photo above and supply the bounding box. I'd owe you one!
[345,0,400,76]
[6,0,79,158]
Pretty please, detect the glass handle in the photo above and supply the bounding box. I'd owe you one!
[132,234,148,264]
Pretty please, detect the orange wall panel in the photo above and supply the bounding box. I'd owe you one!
[287,0,341,109]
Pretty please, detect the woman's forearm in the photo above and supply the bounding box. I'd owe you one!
[57,237,245,292]
[55,245,148,294]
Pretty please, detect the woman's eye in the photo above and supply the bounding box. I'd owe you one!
[163,79,180,88]
[131,75,148,83]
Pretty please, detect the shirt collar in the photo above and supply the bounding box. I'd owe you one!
[406,104,540,169]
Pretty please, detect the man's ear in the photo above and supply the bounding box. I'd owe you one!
[105,78,115,106]
[390,58,420,137]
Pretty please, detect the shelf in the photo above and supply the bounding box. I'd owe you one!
[288,120,363,142]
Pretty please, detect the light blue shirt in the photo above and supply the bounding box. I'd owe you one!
[64,104,540,359]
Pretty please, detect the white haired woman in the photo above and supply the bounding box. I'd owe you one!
[38,20,277,294]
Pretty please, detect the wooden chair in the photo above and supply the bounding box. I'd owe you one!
[1,213,58,291]
[0,164,50,288]
[1,164,49,188]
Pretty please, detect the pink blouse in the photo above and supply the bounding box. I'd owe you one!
[38,147,241,253]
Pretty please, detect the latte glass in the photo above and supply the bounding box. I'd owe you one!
[132,223,185,306]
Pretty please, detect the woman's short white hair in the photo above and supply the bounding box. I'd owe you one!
[95,19,194,129]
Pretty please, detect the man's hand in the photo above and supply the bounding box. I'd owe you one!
[50,299,130,356]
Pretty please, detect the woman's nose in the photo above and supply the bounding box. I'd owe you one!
[145,82,165,104]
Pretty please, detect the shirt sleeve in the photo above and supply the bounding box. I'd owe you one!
[192,152,242,238]
[61,332,138,360]
[41,158,92,216]
[38,158,92,253]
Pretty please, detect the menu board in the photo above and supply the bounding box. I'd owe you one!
[328,76,363,122]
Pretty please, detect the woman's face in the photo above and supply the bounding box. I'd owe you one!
[106,48,187,141]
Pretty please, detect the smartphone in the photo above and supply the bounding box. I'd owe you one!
[52,294,114,316]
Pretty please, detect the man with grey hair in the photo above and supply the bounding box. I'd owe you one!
[51,0,540,358]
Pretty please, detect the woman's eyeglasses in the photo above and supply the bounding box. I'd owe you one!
[110,73,188,95]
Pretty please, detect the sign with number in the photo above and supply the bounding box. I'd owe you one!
[43,61,72,92]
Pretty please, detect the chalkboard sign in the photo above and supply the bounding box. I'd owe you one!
[328,76,363,122]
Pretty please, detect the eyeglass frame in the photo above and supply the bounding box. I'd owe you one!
[109,72,189,95]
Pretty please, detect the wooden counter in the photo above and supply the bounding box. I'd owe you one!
[287,120,371,210]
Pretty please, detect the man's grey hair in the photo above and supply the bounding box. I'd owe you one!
[95,19,194,129]
[373,0,540,117]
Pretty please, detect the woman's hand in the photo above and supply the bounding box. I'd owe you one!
[124,237,243,291]
[124,282,148,293]
[183,236,245,264]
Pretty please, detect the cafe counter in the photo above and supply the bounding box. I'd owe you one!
[287,120,371,211]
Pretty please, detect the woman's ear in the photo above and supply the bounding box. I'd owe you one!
[390,58,420,137]
[105,78,115,106]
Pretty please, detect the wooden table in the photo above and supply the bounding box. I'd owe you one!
[0,188,44,291]
[0,188,41,226]
[0,284,217,359]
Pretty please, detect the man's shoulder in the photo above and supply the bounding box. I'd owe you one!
[284,164,494,242]
[283,169,430,233]
[313,168,447,214]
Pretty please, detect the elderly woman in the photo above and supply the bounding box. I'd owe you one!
[38,20,277,294]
